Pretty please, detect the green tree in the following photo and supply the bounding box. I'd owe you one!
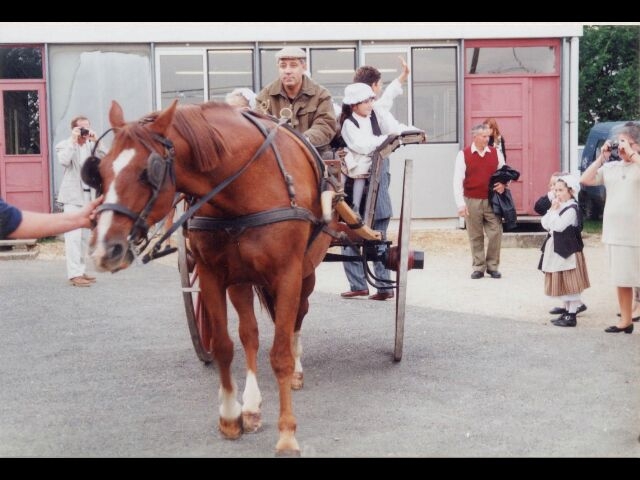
[579,25,640,143]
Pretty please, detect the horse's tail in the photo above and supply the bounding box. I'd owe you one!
[254,286,276,323]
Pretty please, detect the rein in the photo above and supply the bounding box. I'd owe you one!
[97,132,176,258]
[141,115,284,263]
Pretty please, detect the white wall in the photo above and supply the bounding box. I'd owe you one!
[0,22,584,44]
[388,144,460,221]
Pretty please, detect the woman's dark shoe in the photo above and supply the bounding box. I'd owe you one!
[604,324,634,334]
[552,312,576,327]
[616,313,640,322]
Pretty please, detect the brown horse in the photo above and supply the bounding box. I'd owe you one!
[87,100,334,455]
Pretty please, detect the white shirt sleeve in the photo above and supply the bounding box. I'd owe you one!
[341,119,387,155]
[374,106,413,135]
[541,204,578,232]
[452,150,466,209]
[497,147,505,168]
[376,78,403,112]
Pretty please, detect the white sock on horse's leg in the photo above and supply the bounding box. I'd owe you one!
[291,332,304,390]
[219,380,242,420]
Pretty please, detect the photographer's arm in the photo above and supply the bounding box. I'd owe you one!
[580,155,603,186]
[580,143,610,186]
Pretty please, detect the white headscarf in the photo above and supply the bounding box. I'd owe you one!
[227,88,256,110]
[558,174,580,198]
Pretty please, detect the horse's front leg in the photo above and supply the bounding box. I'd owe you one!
[199,266,243,439]
[291,272,316,390]
[271,268,304,456]
[228,284,262,433]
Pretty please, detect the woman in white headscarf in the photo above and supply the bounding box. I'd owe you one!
[225,88,256,110]
[580,121,640,333]
[540,174,590,327]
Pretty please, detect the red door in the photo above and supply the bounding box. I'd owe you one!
[464,39,561,216]
[465,77,529,212]
[0,83,50,212]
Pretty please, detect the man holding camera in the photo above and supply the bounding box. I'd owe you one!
[55,116,103,287]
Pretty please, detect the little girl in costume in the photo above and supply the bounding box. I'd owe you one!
[540,175,591,327]
[339,82,409,212]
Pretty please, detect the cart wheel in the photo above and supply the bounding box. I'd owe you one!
[394,159,414,362]
[175,200,213,364]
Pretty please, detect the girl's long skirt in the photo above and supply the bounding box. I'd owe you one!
[544,251,590,297]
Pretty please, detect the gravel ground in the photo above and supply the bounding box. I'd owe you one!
[37,228,617,330]
[317,229,619,331]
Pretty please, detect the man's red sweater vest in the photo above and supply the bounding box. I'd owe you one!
[463,146,499,199]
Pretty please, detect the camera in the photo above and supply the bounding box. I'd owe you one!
[79,127,90,137]
[609,141,621,161]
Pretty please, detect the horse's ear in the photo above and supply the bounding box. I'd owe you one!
[109,101,126,128]
[150,100,178,135]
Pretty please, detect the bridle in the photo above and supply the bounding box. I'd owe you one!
[81,126,176,257]
[82,110,328,266]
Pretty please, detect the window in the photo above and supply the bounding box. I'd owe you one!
[3,90,40,154]
[49,45,152,199]
[159,53,206,107]
[466,46,556,74]
[259,49,279,90]
[362,51,409,126]
[0,46,43,79]
[207,49,254,101]
[310,48,356,106]
[412,47,457,142]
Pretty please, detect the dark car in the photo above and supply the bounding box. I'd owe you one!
[578,121,629,220]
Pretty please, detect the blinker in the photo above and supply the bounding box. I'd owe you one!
[81,155,103,193]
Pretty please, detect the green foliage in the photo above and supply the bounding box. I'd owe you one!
[583,219,602,235]
[37,236,58,244]
[579,25,640,143]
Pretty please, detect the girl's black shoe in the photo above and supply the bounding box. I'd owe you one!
[604,324,634,334]
[552,312,576,327]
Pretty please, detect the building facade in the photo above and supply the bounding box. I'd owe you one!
[0,22,583,225]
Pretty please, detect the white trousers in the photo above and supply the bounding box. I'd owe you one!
[63,197,90,279]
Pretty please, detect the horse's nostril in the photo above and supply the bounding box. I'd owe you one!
[108,242,125,260]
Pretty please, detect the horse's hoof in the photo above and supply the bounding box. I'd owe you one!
[242,411,262,433]
[275,448,301,457]
[219,416,243,439]
[291,372,304,390]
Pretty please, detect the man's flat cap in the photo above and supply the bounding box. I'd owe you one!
[276,47,307,60]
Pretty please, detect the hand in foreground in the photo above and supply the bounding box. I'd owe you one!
[78,195,104,228]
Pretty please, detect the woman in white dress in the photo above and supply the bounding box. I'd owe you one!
[580,121,640,334]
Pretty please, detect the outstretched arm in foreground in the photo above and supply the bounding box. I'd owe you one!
[8,196,103,239]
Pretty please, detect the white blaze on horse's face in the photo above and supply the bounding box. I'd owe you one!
[92,148,136,262]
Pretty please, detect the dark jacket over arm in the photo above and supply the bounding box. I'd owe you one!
[489,165,520,231]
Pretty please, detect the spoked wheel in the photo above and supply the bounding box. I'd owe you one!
[175,200,213,364]
[394,159,414,362]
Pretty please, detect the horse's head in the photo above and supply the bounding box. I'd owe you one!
[83,100,179,272]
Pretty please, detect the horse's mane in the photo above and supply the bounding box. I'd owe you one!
[126,101,232,172]
[172,102,231,171]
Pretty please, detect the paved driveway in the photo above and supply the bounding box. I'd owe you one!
[0,249,638,457]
